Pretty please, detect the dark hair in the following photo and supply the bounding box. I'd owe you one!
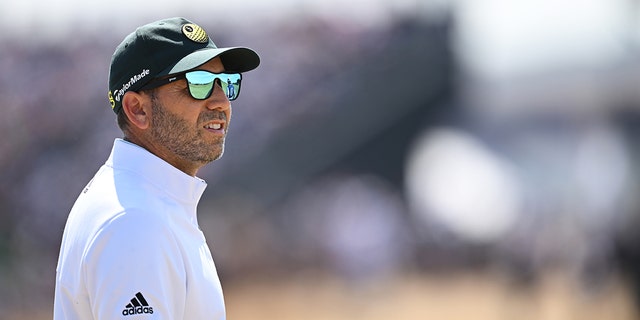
[116,107,129,133]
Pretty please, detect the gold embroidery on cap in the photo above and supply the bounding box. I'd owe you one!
[182,24,209,44]
[108,91,115,109]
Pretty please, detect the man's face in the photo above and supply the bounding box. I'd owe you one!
[148,57,232,167]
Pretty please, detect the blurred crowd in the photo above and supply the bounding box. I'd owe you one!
[1,2,640,318]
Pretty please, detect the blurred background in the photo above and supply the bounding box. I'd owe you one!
[1,0,640,319]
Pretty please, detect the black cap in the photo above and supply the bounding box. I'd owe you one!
[108,17,260,114]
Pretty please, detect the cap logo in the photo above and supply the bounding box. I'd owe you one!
[108,91,115,110]
[182,23,208,44]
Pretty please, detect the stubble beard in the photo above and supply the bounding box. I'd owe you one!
[149,93,226,165]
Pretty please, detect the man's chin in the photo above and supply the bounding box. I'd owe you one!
[204,146,225,163]
[210,151,224,162]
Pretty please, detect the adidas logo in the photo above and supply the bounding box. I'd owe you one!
[122,292,154,316]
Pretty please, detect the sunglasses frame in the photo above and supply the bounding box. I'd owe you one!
[139,70,243,101]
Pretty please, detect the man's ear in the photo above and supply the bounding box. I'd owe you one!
[122,91,151,130]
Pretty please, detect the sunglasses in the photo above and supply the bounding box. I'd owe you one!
[140,70,242,101]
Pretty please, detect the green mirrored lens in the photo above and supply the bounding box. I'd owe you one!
[185,71,214,99]
[220,74,241,100]
[185,71,242,101]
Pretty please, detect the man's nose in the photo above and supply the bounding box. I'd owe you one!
[206,83,231,111]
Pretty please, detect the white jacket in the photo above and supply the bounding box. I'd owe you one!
[54,139,225,319]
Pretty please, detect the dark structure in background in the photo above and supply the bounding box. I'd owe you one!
[211,19,454,206]
[614,110,640,313]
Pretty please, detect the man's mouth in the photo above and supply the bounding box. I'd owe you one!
[204,123,223,130]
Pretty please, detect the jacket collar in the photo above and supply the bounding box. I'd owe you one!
[105,138,208,205]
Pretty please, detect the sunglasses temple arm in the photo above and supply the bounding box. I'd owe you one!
[139,74,185,91]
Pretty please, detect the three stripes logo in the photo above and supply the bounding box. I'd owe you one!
[122,292,154,316]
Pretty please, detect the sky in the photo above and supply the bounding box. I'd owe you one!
[453,0,637,79]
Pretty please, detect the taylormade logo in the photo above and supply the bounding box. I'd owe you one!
[114,69,150,102]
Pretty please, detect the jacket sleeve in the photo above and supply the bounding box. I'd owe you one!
[83,209,186,319]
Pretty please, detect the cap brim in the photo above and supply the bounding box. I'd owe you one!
[164,47,260,75]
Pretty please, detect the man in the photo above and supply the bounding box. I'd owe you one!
[54,17,260,319]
